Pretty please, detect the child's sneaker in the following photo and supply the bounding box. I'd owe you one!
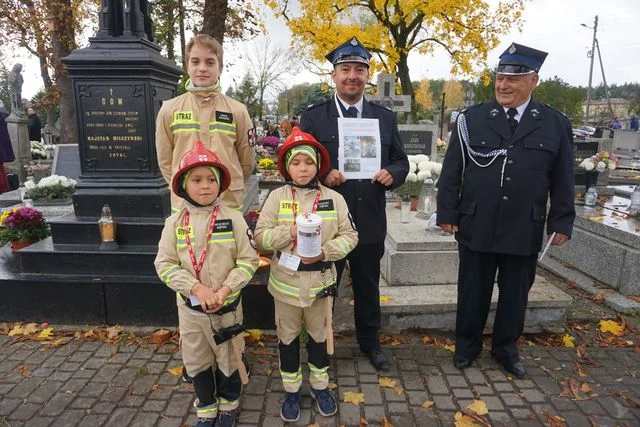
[214,409,237,427]
[182,366,193,383]
[195,418,216,427]
[310,387,337,416]
[280,391,301,422]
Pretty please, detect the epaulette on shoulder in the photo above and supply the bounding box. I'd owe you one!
[370,102,392,112]
[305,99,329,111]
[460,103,484,114]
[544,104,568,118]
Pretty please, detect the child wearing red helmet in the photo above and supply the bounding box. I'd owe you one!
[154,141,259,427]
[254,127,358,422]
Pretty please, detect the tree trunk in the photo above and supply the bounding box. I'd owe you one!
[201,0,227,44]
[178,0,186,70]
[396,53,415,123]
[51,0,77,144]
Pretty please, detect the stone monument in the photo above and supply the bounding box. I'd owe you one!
[0,0,184,325]
[368,73,436,159]
[5,63,30,181]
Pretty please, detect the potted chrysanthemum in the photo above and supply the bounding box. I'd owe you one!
[0,207,51,252]
[394,155,442,210]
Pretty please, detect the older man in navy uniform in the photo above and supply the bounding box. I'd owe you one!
[300,37,409,371]
[437,43,575,378]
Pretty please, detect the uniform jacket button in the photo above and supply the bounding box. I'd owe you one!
[506,177,511,181]
[507,159,513,164]
[502,195,509,200]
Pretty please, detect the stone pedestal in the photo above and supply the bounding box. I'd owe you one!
[5,116,30,181]
[381,205,458,285]
[548,196,640,296]
[378,203,572,332]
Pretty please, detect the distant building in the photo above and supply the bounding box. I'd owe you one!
[583,98,631,125]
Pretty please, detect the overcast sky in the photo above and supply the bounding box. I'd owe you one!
[18,0,640,100]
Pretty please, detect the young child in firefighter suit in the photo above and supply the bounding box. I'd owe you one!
[154,141,259,427]
[254,127,358,422]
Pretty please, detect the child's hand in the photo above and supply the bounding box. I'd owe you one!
[300,251,324,264]
[214,285,232,307]
[290,224,297,239]
[191,283,219,312]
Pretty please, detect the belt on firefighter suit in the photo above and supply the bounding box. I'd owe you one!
[276,251,333,272]
[180,293,241,315]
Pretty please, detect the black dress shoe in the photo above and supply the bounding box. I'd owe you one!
[453,354,475,369]
[501,360,526,378]
[362,348,390,371]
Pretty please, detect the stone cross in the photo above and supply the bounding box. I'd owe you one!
[368,74,411,113]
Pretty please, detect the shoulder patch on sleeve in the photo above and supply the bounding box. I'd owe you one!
[544,104,568,118]
[306,99,329,111]
[460,103,484,114]
[246,228,257,250]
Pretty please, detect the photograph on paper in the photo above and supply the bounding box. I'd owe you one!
[338,117,381,179]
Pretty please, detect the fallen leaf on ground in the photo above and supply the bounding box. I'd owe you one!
[394,386,404,396]
[359,418,368,425]
[151,329,172,345]
[343,391,365,405]
[381,416,393,427]
[18,365,32,377]
[574,363,588,377]
[599,319,624,336]
[442,344,455,352]
[453,411,479,426]
[379,295,392,304]
[422,400,434,409]
[38,328,54,339]
[580,383,593,394]
[378,377,396,388]
[466,399,488,415]
[592,292,605,304]
[23,323,38,335]
[244,329,263,342]
[167,366,183,376]
[614,391,640,407]
[543,411,567,427]
[562,334,575,348]
[422,335,431,344]
[8,324,24,337]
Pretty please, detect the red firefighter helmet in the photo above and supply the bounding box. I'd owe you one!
[277,126,331,181]
[171,141,231,195]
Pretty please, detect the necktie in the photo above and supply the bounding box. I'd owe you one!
[346,106,358,118]
[507,108,518,133]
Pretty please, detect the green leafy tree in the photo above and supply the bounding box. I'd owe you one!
[277,83,327,117]
[472,70,496,104]
[227,73,261,118]
[534,76,586,123]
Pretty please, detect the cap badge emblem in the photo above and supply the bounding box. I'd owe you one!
[350,37,358,46]
[508,44,516,54]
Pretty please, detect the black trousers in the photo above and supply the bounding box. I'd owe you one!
[335,241,385,351]
[455,244,537,364]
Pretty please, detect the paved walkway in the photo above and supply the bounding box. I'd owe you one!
[1,330,640,427]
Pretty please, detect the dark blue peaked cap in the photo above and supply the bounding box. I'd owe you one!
[325,36,372,67]
[497,42,548,75]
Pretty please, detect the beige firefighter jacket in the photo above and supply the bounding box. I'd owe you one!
[155,86,255,210]
[254,184,358,307]
[155,200,259,304]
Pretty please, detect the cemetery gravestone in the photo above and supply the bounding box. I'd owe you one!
[399,126,433,157]
[52,144,81,180]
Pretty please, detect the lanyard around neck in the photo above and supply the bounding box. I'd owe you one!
[184,206,219,281]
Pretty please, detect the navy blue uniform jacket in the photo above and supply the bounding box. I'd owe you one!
[301,97,409,245]
[437,99,575,256]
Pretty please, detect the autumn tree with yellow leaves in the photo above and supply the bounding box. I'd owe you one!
[266,0,525,103]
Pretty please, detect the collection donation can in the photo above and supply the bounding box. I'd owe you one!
[296,213,322,258]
